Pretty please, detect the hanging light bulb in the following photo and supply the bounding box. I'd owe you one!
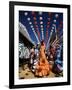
[55,14,58,18]
[27,17,30,21]
[24,12,28,16]
[39,12,42,15]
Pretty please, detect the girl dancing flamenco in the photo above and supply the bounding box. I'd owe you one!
[35,40,50,77]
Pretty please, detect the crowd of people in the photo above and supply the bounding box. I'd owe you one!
[29,40,63,77]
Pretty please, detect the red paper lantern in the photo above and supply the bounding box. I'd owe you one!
[33,17,36,20]
[47,22,50,25]
[32,11,35,15]
[34,21,37,24]
[47,25,50,28]
[35,25,38,28]
[48,18,50,21]
[48,12,52,16]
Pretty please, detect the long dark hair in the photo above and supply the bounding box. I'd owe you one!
[41,40,44,46]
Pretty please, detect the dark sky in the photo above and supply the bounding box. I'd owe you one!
[19,11,63,46]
